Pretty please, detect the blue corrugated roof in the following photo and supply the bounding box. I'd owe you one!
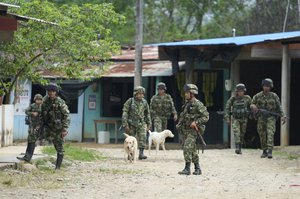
[149,31,300,47]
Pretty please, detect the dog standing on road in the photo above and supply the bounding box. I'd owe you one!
[123,133,138,163]
[148,130,174,156]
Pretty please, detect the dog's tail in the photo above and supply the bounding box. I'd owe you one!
[123,133,130,138]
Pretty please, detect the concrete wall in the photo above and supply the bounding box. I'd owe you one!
[1,105,14,147]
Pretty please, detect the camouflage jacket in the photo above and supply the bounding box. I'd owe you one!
[150,93,177,118]
[177,99,209,131]
[25,103,42,126]
[251,91,284,117]
[225,95,252,120]
[41,96,70,132]
[122,97,151,128]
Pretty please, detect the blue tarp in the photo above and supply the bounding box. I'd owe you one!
[148,31,300,47]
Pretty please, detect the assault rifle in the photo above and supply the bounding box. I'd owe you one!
[194,126,207,154]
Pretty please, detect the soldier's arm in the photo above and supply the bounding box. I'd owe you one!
[149,96,155,118]
[122,99,131,127]
[246,95,252,109]
[224,97,234,120]
[196,103,209,126]
[25,105,32,116]
[169,95,177,115]
[145,101,152,128]
[274,94,284,117]
[60,103,70,132]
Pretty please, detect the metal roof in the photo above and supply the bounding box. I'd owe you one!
[149,31,300,47]
[111,46,159,61]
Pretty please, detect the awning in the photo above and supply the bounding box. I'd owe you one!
[102,61,184,77]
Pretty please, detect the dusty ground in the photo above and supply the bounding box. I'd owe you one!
[1,144,300,199]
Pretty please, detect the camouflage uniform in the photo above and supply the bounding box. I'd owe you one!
[251,78,284,158]
[17,94,43,162]
[150,92,177,132]
[177,84,209,175]
[42,83,70,169]
[225,84,251,154]
[122,86,151,159]
[25,103,42,143]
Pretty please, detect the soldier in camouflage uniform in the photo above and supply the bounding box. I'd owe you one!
[150,82,177,132]
[251,78,286,159]
[42,83,70,169]
[225,83,251,155]
[17,94,43,162]
[176,84,209,175]
[122,86,151,160]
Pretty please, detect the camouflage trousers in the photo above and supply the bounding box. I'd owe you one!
[182,130,199,163]
[257,116,276,150]
[232,118,248,144]
[153,116,168,132]
[127,125,147,149]
[44,127,64,155]
[27,125,40,143]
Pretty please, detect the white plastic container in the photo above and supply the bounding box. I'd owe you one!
[98,131,110,144]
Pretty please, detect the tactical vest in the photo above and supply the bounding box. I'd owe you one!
[127,98,148,127]
[232,97,248,119]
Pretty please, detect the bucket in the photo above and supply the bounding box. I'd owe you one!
[98,131,110,144]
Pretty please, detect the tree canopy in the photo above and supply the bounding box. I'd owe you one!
[0,0,125,104]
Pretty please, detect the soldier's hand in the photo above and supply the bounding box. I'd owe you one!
[173,114,178,122]
[125,126,130,132]
[250,104,258,113]
[32,112,38,117]
[146,125,151,132]
[190,121,198,131]
[281,117,287,125]
[61,131,68,138]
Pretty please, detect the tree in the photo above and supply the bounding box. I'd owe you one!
[0,0,125,104]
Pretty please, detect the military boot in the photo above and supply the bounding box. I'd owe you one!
[178,162,191,175]
[17,143,35,163]
[235,143,242,155]
[267,149,273,159]
[138,148,147,160]
[192,162,202,175]
[261,150,268,158]
[55,153,64,170]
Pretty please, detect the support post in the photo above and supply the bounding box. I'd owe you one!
[281,45,290,147]
[134,0,143,87]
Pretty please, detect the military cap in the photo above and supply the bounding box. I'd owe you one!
[133,86,145,96]
[261,78,273,88]
[183,84,198,95]
[157,82,167,90]
[45,83,59,91]
[235,83,246,92]
[34,94,43,101]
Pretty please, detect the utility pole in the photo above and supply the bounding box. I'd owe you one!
[134,0,143,87]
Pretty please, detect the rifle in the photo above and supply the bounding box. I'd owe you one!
[194,127,207,154]
[257,109,290,119]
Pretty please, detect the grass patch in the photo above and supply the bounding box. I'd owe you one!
[273,150,299,160]
[2,178,13,186]
[41,143,106,162]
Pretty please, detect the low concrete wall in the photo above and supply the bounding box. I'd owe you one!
[1,105,14,147]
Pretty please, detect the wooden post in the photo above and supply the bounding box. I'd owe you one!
[185,56,194,84]
[134,0,143,87]
[281,45,290,146]
[230,60,240,149]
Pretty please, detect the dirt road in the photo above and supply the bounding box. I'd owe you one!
[1,146,300,199]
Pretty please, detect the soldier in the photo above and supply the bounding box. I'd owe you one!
[250,78,286,159]
[42,83,70,169]
[122,86,151,160]
[224,83,251,155]
[17,94,43,162]
[150,82,177,132]
[176,84,209,175]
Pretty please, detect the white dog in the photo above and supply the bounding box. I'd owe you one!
[123,133,138,163]
[148,130,174,156]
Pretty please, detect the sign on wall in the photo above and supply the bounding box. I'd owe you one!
[88,94,96,110]
[13,79,31,115]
